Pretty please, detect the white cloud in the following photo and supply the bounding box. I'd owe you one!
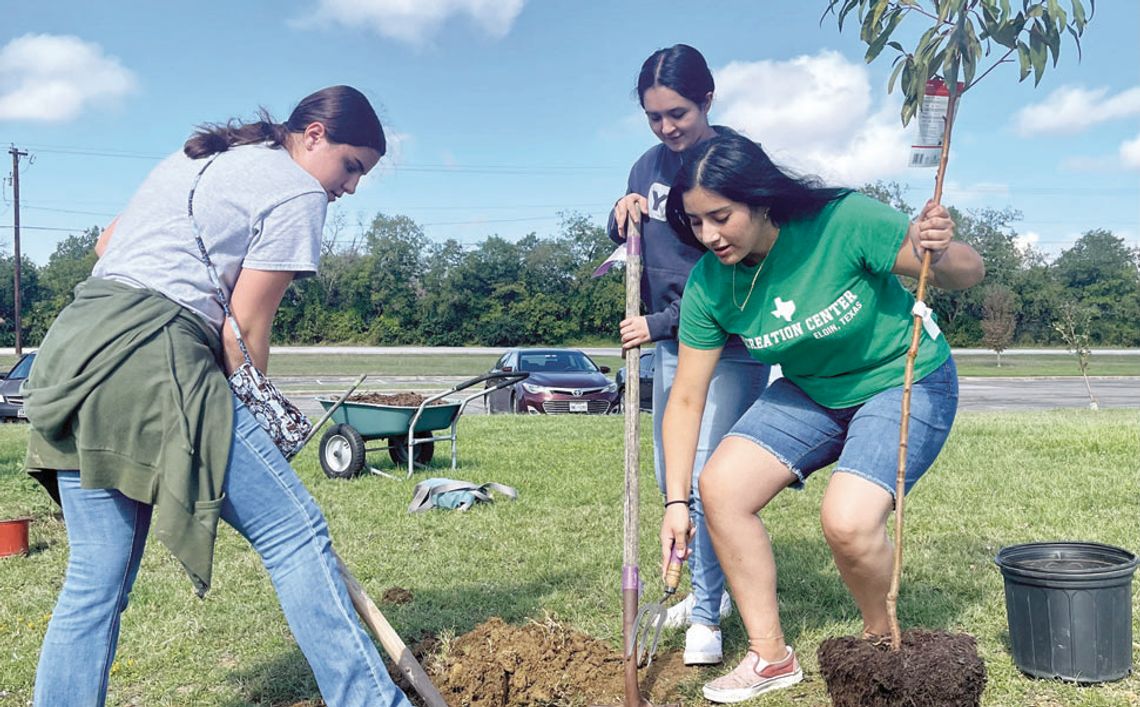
[0,34,136,122]
[1014,85,1140,136]
[712,51,911,185]
[300,0,527,44]
[1120,134,1140,170]
[941,180,1011,206]
[1014,230,1040,253]
[1060,154,1119,171]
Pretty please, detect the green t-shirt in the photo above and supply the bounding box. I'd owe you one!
[679,192,950,408]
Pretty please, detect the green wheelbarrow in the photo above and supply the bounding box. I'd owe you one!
[315,371,527,480]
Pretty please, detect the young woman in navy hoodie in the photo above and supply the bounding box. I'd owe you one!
[608,44,770,666]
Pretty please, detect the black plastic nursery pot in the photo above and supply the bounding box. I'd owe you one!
[995,541,1137,683]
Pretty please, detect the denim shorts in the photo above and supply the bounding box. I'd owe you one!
[725,357,959,497]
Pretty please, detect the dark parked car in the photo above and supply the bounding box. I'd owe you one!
[615,349,655,413]
[0,352,36,422]
[485,348,619,414]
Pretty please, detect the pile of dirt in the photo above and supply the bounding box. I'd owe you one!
[817,629,986,707]
[347,392,448,407]
[421,617,687,706]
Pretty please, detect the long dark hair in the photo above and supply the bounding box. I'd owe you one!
[666,131,851,242]
[636,44,714,107]
[184,85,385,159]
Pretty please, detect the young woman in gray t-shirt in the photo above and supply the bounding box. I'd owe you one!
[27,85,411,706]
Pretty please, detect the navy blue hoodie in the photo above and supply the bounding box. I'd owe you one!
[607,128,742,348]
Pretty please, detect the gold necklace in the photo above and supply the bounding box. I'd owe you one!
[732,258,766,312]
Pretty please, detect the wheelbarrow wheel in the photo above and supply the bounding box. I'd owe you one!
[319,424,366,479]
[388,432,435,467]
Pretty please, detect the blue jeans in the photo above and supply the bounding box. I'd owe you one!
[34,399,410,707]
[653,339,770,626]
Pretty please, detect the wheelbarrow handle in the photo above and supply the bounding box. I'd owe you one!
[289,374,368,460]
[450,370,529,394]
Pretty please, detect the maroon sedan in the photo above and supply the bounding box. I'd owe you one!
[485,348,619,414]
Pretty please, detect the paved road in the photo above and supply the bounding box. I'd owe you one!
[956,377,1138,412]
[262,346,1140,357]
[5,346,1138,357]
[282,374,1139,418]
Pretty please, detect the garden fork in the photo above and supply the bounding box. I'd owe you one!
[630,548,684,667]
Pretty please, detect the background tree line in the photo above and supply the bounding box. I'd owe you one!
[2,182,1137,349]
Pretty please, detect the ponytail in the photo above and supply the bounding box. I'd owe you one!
[183,86,384,160]
[184,108,290,159]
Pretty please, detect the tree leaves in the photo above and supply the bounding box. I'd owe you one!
[824,0,1094,125]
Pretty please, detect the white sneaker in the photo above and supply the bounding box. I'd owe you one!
[683,623,723,665]
[662,590,733,629]
[662,592,696,629]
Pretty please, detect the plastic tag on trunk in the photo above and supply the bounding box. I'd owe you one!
[909,78,964,168]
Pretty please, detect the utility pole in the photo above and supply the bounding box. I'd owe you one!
[8,145,27,356]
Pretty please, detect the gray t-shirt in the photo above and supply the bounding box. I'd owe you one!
[93,144,328,329]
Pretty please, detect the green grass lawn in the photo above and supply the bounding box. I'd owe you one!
[1,410,1137,705]
[953,353,1140,377]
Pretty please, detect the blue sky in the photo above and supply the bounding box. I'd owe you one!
[2,1,1137,265]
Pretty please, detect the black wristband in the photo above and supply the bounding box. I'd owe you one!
[664,499,690,509]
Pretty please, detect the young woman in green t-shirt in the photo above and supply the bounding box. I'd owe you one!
[657,131,984,703]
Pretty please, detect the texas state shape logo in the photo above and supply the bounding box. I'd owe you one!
[771,297,796,322]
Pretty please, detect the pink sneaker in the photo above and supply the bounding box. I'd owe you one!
[702,647,803,703]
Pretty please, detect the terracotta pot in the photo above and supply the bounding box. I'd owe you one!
[0,517,30,558]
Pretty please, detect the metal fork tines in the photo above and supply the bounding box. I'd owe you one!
[631,599,668,667]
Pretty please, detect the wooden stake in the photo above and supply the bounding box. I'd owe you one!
[622,214,644,706]
[886,88,959,651]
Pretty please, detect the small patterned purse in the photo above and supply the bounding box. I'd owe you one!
[188,157,313,459]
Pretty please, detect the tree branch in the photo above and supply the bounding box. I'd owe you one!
[902,1,957,28]
[965,46,1017,90]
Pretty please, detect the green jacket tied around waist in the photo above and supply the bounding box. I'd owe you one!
[24,277,235,597]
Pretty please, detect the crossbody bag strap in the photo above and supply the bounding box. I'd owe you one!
[187,155,254,368]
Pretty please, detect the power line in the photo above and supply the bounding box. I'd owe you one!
[19,144,165,160]
[0,225,90,232]
[6,141,1135,242]
[12,141,1138,192]
[22,205,118,218]
[379,202,605,211]
[14,143,620,173]
[419,212,608,227]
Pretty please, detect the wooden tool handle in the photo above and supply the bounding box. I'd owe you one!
[622,213,644,707]
[663,547,685,596]
[335,555,448,707]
